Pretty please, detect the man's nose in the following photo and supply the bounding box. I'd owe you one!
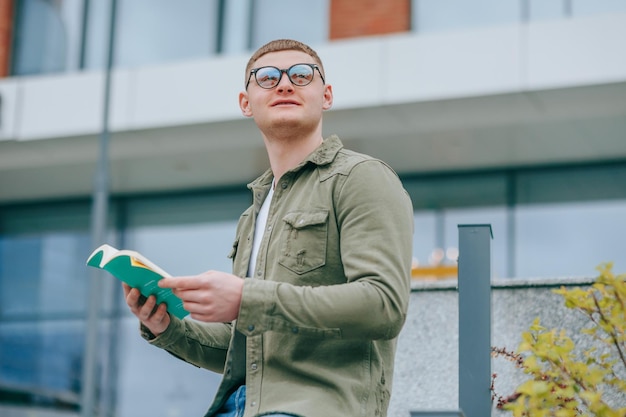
[276,71,293,91]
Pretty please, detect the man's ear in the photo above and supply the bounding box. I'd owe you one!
[322,84,333,111]
[239,91,253,117]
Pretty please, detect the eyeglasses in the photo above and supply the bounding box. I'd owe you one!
[246,63,325,89]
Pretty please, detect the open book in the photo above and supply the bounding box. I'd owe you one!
[86,244,188,319]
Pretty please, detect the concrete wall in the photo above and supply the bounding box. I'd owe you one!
[390,276,625,417]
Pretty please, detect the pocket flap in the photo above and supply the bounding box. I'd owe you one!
[282,210,329,229]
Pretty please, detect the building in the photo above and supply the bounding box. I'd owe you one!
[1,1,625,416]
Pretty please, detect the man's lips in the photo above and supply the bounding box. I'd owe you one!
[271,100,300,107]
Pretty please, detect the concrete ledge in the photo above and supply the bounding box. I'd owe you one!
[410,275,596,292]
[392,275,624,417]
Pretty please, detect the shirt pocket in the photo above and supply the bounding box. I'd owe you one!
[228,237,249,278]
[278,210,329,275]
[227,237,239,260]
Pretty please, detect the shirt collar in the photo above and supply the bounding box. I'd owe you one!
[248,135,344,190]
[303,135,343,166]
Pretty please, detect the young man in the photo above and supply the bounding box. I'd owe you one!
[123,39,414,417]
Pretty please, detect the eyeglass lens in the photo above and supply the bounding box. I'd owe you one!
[255,64,315,89]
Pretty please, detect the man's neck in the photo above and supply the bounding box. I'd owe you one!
[263,132,324,183]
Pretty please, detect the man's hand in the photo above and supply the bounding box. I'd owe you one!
[122,283,171,336]
[159,271,244,323]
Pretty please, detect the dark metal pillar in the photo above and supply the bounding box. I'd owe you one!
[457,224,493,417]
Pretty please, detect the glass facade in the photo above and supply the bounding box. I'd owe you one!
[411,0,626,32]
[12,0,626,75]
[0,192,250,414]
[2,163,626,414]
[10,0,330,76]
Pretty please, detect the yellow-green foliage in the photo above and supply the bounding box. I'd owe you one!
[505,263,625,417]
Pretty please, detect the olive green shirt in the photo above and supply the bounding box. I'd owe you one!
[146,135,414,417]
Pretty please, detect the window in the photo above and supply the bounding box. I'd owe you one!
[111,0,220,69]
[0,321,84,400]
[11,0,85,75]
[515,199,626,277]
[514,163,626,277]
[406,173,509,278]
[529,0,568,21]
[0,203,92,319]
[12,0,222,75]
[572,0,626,17]
[412,0,521,33]
[0,202,91,404]
[250,0,329,50]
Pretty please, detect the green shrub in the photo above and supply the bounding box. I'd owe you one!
[494,263,625,417]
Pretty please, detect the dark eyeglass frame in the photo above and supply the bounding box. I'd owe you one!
[246,63,325,90]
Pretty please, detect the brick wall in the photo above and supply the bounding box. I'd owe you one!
[0,0,13,77]
[329,0,411,40]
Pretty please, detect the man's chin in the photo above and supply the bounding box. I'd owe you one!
[264,118,317,136]
[269,116,307,130]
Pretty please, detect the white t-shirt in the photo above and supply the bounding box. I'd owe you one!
[247,183,274,277]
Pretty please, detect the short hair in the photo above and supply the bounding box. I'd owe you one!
[244,39,325,87]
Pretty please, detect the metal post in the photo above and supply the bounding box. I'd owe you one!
[457,224,493,417]
[81,1,117,416]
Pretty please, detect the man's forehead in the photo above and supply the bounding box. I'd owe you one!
[253,50,316,67]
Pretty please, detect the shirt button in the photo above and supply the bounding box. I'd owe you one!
[251,363,258,370]
[251,401,257,407]
[291,327,299,334]
[248,325,255,331]
[281,182,288,189]
[267,225,272,232]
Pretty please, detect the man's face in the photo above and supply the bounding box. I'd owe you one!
[239,50,333,134]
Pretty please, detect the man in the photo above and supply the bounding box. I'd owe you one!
[123,39,414,417]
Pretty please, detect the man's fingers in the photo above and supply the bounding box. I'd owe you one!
[122,282,132,296]
[152,303,169,321]
[125,287,151,312]
[159,275,208,290]
[125,286,140,305]
[138,295,157,320]
[121,284,171,335]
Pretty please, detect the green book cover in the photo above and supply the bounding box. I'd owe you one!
[86,244,188,319]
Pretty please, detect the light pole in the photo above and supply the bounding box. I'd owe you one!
[81,0,117,415]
